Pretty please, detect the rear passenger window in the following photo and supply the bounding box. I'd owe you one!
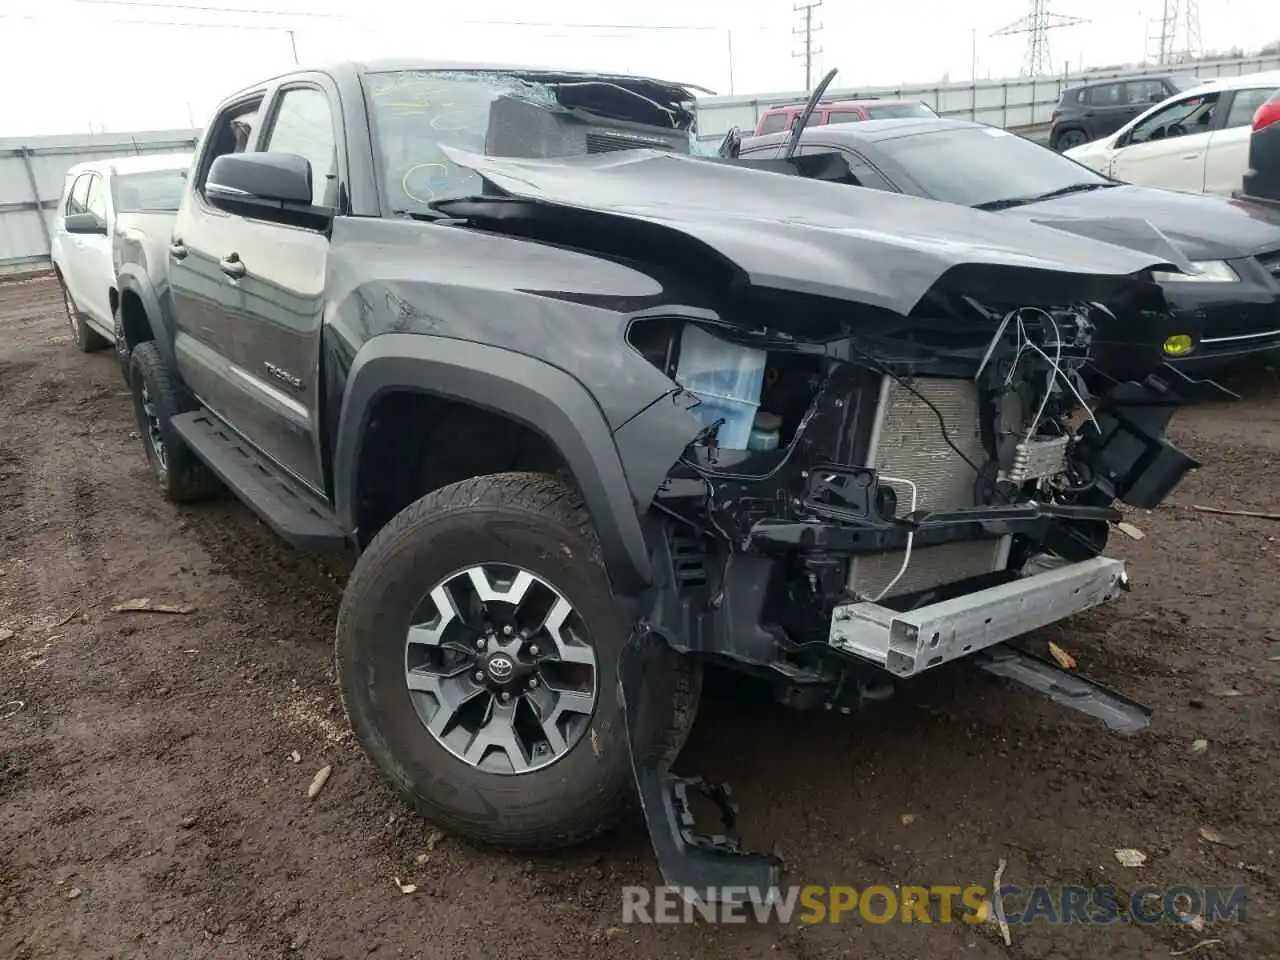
[263,87,338,207]
[758,112,789,135]
[1225,88,1277,128]
[1085,83,1125,106]
[1125,80,1167,105]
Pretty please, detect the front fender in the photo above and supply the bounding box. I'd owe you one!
[333,333,654,595]
[115,265,177,370]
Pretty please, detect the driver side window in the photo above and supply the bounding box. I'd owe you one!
[1126,92,1220,146]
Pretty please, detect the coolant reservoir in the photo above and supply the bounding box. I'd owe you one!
[748,412,782,451]
[674,325,767,450]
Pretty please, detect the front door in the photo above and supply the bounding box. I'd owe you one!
[1111,91,1221,193]
[168,79,338,495]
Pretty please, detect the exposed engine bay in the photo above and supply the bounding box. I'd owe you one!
[625,296,1206,701]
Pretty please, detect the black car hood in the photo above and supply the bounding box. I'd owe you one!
[435,147,1175,317]
[1003,184,1280,261]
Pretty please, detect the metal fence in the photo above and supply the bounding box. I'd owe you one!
[693,52,1280,137]
[0,129,199,276]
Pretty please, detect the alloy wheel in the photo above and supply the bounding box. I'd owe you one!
[140,381,168,472]
[404,563,599,775]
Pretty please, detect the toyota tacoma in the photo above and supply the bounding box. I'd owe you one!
[114,59,1217,896]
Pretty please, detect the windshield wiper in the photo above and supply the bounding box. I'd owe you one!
[974,181,1114,211]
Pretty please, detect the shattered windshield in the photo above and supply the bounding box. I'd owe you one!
[875,126,1110,208]
[362,69,696,215]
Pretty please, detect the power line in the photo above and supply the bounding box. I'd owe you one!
[792,1,823,89]
[71,0,730,31]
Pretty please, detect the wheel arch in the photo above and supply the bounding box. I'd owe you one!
[114,267,176,369]
[333,334,654,596]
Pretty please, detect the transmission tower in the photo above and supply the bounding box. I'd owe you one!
[993,0,1089,77]
[793,1,824,90]
[1149,0,1203,64]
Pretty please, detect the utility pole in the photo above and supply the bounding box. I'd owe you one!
[288,29,299,65]
[793,1,824,90]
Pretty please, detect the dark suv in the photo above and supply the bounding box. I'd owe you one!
[1049,73,1199,151]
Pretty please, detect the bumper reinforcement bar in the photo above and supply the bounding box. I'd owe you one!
[829,555,1128,677]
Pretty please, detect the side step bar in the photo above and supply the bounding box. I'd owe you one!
[170,410,347,550]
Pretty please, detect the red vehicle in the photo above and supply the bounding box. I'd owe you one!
[1241,89,1280,205]
[754,98,936,136]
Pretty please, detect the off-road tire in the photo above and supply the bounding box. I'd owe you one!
[1052,128,1088,152]
[128,342,222,504]
[336,471,702,851]
[113,301,132,385]
[56,271,110,353]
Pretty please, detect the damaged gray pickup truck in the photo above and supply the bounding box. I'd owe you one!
[114,60,1225,897]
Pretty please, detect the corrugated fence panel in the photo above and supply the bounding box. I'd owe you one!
[694,52,1280,137]
[0,129,199,275]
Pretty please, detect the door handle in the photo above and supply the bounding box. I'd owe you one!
[1181,153,1199,160]
[219,254,246,279]
[169,240,187,260]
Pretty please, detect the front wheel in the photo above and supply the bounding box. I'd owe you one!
[336,472,701,851]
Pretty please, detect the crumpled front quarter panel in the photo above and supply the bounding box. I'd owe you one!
[324,216,687,430]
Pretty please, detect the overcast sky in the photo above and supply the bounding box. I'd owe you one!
[1,0,1274,136]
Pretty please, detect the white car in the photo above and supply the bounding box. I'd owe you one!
[50,153,192,352]
[1065,70,1280,197]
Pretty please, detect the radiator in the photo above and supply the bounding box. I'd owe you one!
[849,376,1008,600]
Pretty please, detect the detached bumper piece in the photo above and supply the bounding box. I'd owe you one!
[973,644,1152,734]
[618,635,783,901]
[829,555,1127,678]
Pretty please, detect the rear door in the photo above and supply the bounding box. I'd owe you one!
[1080,82,1137,139]
[1203,86,1280,195]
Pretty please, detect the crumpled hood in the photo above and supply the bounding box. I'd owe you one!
[1002,184,1280,261]
[436,147,1176,317]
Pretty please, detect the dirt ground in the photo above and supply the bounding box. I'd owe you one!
[0,274,1277,960]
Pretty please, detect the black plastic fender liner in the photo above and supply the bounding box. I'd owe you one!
[332,333,655,595]
[617,630,784,904]
[114,267,178,371]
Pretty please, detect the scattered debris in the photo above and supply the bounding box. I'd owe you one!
[307,765,332,800]
[1116,521,1145,541]
[1190,739,1208,753]
[1197,826,1235,847]
[992,858,1011,946]
[415,853,429,865]
[179,815,198,829]
[899,813,916,826]
[289,750,301,764]
[1115,848,1148,868]
[1192,504,1280,522]
[1048,642,1077,670]
[52,608,81,628]
[66,887,82,900]
[393,877,417,895]
[425,830,444,851]
[1177,912,1206,933]
[0,628,14,643]
[1170,939,1223,956]
[1210,688,1246,698]
[0,700,24,721]
[111,598,196,615]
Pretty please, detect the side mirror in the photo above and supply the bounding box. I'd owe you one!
[64,211,107,235]
[206,152,314,210]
